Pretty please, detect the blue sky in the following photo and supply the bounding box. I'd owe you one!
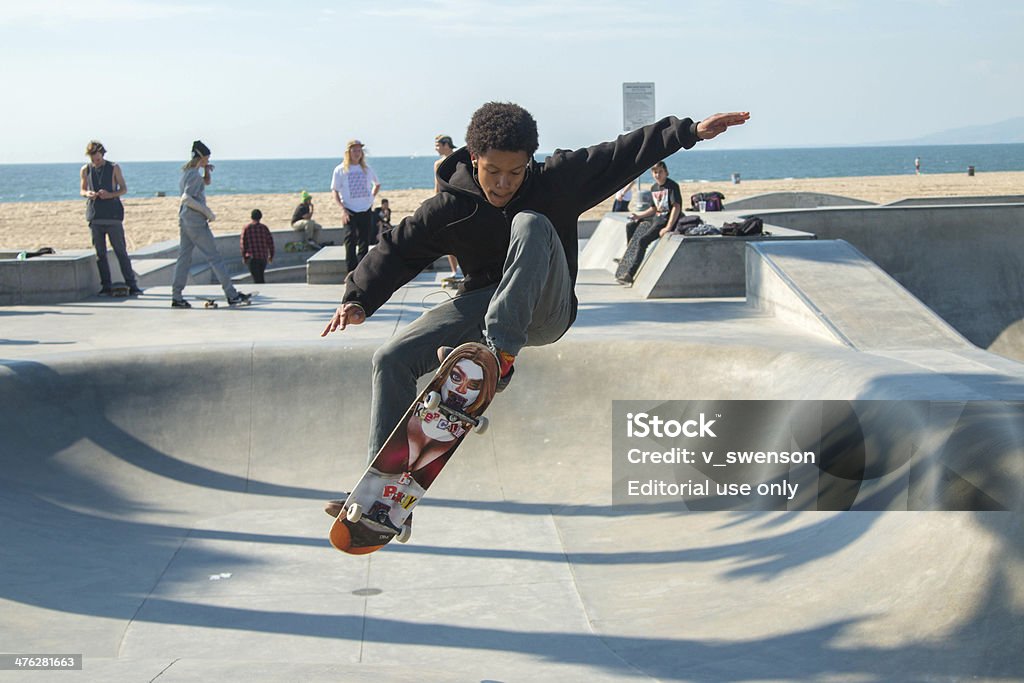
[1,0,1021,163]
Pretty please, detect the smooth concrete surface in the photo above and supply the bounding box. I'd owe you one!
[306,245,348,284]
[747,240,972,351]
[2,268,1024,681]
[725,192,875,211]
[630,225,814,299]
[579,211,815,297]
[754,203,1024,360]
[885,195,1024,207]
[0,227,349,305]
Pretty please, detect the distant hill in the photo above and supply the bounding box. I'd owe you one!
[886,117,1024,146]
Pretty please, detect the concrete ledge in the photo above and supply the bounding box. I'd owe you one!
[750,203,1024,353]
[0,227,350,304]
[726,192,875,211]
[306,246,348,284]
[630,224,815,298]
[885,195,1024,207]
[0,253,99,304]
[746,239,972,351]
[579,213,629,273]
[232,265,308,284]
[581,211,818,298]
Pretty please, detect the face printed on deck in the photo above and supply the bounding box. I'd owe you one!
[441,359,484,410]
[472,149,531,208]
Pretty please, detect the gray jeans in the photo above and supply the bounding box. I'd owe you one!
[172,219,240,300]
[89,220,137,288]
[367,210,573,460]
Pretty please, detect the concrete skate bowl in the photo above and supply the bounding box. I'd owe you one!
[1,341,1023,681]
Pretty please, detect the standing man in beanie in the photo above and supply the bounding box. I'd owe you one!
[79,141,142,296]
[331,140,380,273]
[321,102,749,470]
[171,140,251,308]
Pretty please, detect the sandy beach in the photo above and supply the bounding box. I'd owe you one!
[1,171,1021,251]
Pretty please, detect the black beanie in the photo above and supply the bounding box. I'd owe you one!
[191,140,211,158]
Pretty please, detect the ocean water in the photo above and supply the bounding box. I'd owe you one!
[1,143,1021,204]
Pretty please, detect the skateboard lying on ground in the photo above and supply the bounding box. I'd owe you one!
[195,291,258,309]
[329,342,499,555]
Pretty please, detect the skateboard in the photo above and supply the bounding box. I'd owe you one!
[285,241,315,252]
[440,275,465,290]
[195,291,258,309]
[109,282,130,297]
[329,342,499,555]
[196,296,219,309]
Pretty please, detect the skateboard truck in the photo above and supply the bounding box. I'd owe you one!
[423,391,489,434]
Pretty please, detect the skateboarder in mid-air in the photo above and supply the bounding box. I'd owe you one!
[321,102,749,509]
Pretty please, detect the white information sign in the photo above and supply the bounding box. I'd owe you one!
[623,82,656,131]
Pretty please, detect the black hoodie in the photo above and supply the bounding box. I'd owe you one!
[342,115,702,324]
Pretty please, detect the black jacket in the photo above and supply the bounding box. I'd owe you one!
[343,115,702,322]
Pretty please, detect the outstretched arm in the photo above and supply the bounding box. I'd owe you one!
[696,112,751,141]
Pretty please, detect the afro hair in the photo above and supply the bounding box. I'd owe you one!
[465,102,539,157]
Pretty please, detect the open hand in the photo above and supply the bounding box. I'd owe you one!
[321,302,366,336]
[696,112,751,140]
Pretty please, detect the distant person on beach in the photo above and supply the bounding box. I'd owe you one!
[372,198,392,245]
[331,140,380,273]
[241,208,274,284]
[915,157,921,175]
[321,101,749,481]
[612,179,637,212]
[291,190,325,249]
[171,140,251,308]
[434,134,461,277]
[80,141,141,296]
[615,160,682,285]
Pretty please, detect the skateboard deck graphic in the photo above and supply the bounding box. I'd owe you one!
[330,342,499,555]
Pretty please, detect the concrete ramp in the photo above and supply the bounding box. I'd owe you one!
[1,281,1024,680]
[747,239,972,351]
[726,191,875,210]
[580,212,814,298]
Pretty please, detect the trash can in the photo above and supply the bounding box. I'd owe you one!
[967,166,975,177]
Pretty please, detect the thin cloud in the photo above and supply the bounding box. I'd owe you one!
[0,0,212,28]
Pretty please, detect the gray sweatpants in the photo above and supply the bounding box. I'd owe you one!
[367,210,573,460]
[172,219,240,301]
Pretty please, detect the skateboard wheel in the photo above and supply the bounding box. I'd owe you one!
[396,525,412,543]
[474,415,489,435]
[346,503,364,523]
[424,391,441,411]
